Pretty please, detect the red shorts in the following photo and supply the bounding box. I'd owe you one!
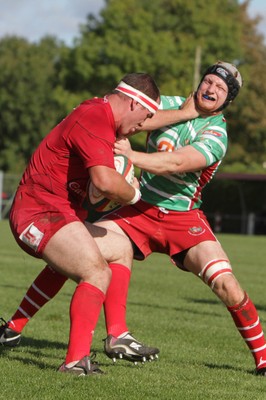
[9,185,87,259]
[103,200,217,266]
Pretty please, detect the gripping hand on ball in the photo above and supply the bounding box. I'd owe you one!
[114,137,133,160]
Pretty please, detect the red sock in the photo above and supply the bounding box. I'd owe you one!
[66,282,105,364]
[227,292,266,370]
[8,265,67,332]
[104,263,131,337]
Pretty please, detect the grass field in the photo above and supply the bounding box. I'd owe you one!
[1,220,266,399]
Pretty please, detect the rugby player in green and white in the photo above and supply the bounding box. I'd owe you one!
[98,61,266,376]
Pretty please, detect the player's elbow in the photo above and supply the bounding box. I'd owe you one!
[163,160,183,175]
[92,170,125,198]
[92,176,114,196]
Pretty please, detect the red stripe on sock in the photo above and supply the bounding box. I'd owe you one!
[228,293,266,369]
[9,265,67,332]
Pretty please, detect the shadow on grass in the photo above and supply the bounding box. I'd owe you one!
[189,298,266,313]
[0,336,66,351]
[0,337,111,353]
[0,342,141,371]
[128,299,222,318]
[129,297,266,316]
[204,362,256,376]
[3,354,144,372]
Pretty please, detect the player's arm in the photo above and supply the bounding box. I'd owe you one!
[137,93,199,131]
[128,145,207,175]
[89,165,140,204]
[114,138,207,175]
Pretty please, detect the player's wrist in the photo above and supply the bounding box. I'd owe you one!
[127,187,141,205]
[129,151,137,164]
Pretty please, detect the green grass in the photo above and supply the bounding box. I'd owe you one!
[1,219,266,399]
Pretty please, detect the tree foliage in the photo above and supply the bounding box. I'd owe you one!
[0,0,265,173]
[225,1,266,170]
[70,0,243,94]
[0,36,69,172]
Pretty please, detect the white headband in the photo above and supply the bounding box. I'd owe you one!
[115,81,159,114]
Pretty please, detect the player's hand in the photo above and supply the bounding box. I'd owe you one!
[180,92,199,120]
[114,137,133,159]
[131,176,140,189]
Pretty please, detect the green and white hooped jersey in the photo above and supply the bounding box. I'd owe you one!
[140,95,228,211]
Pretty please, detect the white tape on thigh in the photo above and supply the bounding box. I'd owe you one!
[198,259,232,289]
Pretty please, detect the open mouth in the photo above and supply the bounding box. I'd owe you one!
[203,94,215,101]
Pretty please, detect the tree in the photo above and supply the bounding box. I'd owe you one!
[67,0,243,94]
[67,0,266,170]
[224,1,266,171]
[0,36,67,172]
[0,0,265,173]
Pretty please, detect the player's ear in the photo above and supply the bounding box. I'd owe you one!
[130,98,139,111]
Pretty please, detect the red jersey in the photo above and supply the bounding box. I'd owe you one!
[20,97,116,209]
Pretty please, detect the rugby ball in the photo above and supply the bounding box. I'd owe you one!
[86,154,134,214]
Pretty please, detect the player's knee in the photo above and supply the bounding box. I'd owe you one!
[198,259,233,290]
[82,260,112,292]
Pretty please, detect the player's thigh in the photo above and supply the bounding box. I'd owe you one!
[43,221,108,281]
[86,221,133,265]
[184,240,229,275]
[94,219,127,236]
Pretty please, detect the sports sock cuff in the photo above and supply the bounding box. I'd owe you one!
[77,282,105,300]
[109,263,131,277]
[227,292,248,312]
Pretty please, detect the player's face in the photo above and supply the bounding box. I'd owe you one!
[117,100,157,136]
[196,74,228,113]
